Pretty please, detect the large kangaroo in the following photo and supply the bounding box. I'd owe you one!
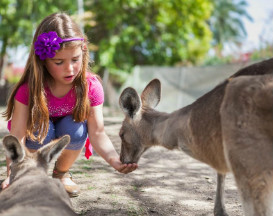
[118,58,273,216]
[0,135,77,216]
[220,74,273,216]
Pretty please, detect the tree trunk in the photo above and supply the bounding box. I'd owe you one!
[0,36,8,87]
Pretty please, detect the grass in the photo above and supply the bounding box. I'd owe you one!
[132,185,139,191]
[87,186,95,191]
[111,201,118,207]
[82,165,93,171]
[0,160,6,167]
[84,173,93,178]
[131,183,144,192]
[70,170,84,175]
[110,194,118,208]
[77,158,94,165]
[79,210,90,216]
[127,205,146,216]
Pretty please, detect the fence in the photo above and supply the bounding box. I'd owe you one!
[120,61,257,113]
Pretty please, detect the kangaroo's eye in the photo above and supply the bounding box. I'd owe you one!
[119,131,124,139]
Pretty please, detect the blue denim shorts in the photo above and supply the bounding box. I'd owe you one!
[26,115,88,150]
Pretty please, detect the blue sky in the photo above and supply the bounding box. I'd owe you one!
[241,0,273,51]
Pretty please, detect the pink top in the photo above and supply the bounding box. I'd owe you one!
[8,74,104,159]
[14,74,104,117]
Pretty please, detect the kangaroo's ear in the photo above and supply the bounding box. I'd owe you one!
[3,135,25,163]
[38,135,70,164]
[119,87,141,118]
[141,79,161,108]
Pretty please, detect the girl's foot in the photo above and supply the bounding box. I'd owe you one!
[52,166,80,197]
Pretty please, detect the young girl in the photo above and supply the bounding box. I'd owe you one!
[1,12,137,197]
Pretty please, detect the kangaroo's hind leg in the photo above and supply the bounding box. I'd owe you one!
[214,173,228,216]
[229,150,273,216]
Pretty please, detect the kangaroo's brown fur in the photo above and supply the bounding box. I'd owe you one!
[0,135,76,216]
[220,74,273,216]
[119,58,273,216]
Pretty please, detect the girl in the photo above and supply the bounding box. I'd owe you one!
[1,12,137,197]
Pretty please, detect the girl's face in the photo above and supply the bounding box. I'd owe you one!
[45,46,83,87]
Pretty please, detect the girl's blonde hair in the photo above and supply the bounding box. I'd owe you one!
[3,12,90,142]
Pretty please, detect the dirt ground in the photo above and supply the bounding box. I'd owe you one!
[0,107,243,216]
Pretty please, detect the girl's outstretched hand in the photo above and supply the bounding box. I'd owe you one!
[1,176,10,190]
[109,157,138,174]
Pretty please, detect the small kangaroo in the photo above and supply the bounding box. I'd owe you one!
[0,135,77,216]
[118,58,273,216]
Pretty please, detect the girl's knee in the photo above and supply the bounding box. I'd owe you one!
[55,115,88,148]
[25,120,55,149]
[65,140,86,150]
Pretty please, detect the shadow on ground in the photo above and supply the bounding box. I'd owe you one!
[0,115,243,216]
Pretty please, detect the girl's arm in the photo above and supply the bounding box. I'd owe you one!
[2,100,28,189]
[10,100,28,143]
[87,104,138,174]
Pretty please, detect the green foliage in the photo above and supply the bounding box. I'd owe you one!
[202,55,233,66]
[0,0,255,85]
[250,44,273,61]
[209,0,253,55]
[0,0,78,83]
[0,0,77,56]
[0,160,6,167]
[85,0,213,81]
[3,63,24,84]
[203,43,273,66]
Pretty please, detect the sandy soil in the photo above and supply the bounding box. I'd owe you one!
[0,107,243,216]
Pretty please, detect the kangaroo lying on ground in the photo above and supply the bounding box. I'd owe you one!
[0,135,77,216]
[118,58,273,216]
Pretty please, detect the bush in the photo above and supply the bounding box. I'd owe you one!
[4,63,24,84]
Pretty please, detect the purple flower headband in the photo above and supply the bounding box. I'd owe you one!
[34,31,84,60]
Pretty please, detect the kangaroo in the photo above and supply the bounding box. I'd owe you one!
[220,74,273,216]
[118,58,273,216]
[0,135,77,216]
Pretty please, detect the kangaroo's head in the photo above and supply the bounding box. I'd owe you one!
[119,79,161,164]
[2,135,70,184]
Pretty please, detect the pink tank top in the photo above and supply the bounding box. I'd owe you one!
[14,74,104,117]
[8,74,104,159]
